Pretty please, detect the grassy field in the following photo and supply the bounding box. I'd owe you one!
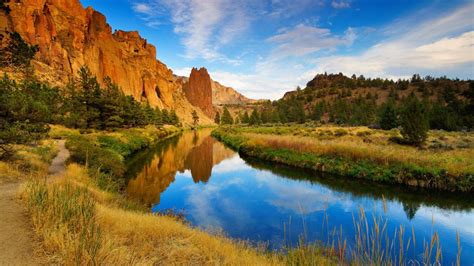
[23,164,295,265]
[0,139,58,184]
[2,124,459,264]
[212,125,474,192]
[13,125,334,264]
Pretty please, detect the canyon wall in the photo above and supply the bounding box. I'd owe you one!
[0,0,213,124]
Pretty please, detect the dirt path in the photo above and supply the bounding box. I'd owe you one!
[0,140,69,265]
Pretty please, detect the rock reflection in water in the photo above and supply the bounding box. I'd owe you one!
[126,129,235,205]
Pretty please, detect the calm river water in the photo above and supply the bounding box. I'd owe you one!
[125,129,473,264]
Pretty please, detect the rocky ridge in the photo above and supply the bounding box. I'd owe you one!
[0,0,213,124]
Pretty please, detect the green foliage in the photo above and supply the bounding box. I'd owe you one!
[61,66,178,130]
[0,75,51,159]
[221,107,234,125]
[379,100,398,130]
[0,32,38,68]
[66,135,125,177]
[399,93,429,146]
[242,111,250,124]
[249,108,261,125]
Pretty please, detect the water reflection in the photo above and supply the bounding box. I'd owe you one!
[126,129,235,205]
[125,130,474,264]
[243,157,474,219]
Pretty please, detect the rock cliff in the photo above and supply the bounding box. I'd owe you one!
[211,80,256,105]
[182,67,214,118]
[0,0,213,124]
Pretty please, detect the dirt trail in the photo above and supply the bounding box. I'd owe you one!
[0,140,69,265]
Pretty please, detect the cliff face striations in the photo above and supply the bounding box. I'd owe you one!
[0,0,213,124]
[182,67,214,118]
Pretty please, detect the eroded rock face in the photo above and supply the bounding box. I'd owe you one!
[211,80,256,105]
[0,0,213,124]
[183,67,214,118]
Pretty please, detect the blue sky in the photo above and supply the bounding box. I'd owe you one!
[80,0,474,99]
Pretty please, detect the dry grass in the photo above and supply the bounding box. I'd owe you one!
[23,164,292,265]
[0,140,58,184]
[238,125,474,176]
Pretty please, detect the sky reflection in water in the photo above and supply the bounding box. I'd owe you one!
[126,130,474,264]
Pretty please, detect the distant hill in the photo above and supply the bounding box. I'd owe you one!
[283,72,471,106]
[247,72,473,130]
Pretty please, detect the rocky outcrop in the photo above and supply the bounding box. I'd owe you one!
[0,0,213,124]
[211,80,256,105]
[182,67,214,118]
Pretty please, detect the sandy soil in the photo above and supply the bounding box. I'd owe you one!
[0,140,69,265]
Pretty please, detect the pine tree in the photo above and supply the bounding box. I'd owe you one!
[242,111,250,124]
[379,100,398,130]
[162,109,170,124]
[399,93,429,146]
[170,109,179,125]
[249,108,260,125]
[221,107,233,125]
[214,111,221,124]
[154,108,163,127]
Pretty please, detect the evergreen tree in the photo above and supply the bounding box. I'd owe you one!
[249,108,261,125]
[379,100,398,130]
[154,108,163,127]
[221,107,233,125]
[399,93,429,146]
[162,109,170,124]
[0,75,50,159]
[242,111,250,124]
[214,111,221,124]
[311,101,325,121]
[270,109,280,123]
[169,109,179,125]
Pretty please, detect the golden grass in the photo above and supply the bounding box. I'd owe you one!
[0,140,58,184]
[24,163,307,265]
[239,125,474,175]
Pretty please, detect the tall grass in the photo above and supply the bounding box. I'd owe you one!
[282,202,461,266]
[213,127,473,191]
[24,180,106,264]
[22,164,283,265]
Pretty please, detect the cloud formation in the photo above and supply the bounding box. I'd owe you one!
[331,1,350,9]
[267,24,356,58]
[133,1,474,100]
[312,4,474,79]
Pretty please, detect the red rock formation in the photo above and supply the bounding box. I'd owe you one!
[0,0,213,124]
[183,67,214,118]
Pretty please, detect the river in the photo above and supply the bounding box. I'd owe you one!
[125,129,474,264]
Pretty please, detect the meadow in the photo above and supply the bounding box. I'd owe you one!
[1,124,460,265]
[212,124,474,192]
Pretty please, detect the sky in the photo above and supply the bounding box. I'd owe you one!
[79,0,474,99]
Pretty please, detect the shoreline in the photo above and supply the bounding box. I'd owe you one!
[212,127,474,192]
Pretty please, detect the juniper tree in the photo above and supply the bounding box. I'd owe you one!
[399,93,429,146]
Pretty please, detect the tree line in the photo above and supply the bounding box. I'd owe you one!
[0,67,180,159]
[214,77,473,146]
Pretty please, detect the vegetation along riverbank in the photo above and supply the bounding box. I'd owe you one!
[212,125,474,192]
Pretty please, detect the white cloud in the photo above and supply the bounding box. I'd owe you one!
[310,3,474,79]
[267,24,356,59]
[331,1,350,9]
[132,3,153,14]
[133,0,253,64]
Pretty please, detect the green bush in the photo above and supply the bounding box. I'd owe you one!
[66,135,125,177]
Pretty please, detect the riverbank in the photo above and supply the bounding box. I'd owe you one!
[212,125,474,192]
[19,126,334,264]
[49,125,182,179]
